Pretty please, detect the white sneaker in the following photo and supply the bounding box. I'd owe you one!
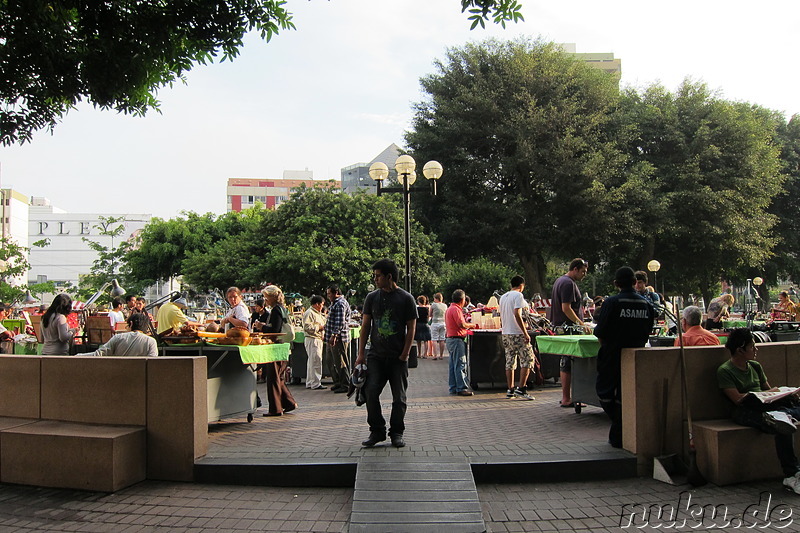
[513,387,535,401]
[784,474,800,495]
[506,389,514,399]
[765,411,798,435]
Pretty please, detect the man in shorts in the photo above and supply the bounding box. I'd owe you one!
[499,275,535,400]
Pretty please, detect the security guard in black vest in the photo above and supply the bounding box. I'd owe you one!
[594,266,656,448]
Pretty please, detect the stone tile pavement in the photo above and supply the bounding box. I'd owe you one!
[1,475,798,531]
[206,356,613,460]
[2,357,799,531]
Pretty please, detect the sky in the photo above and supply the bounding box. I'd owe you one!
[1,0,798,220]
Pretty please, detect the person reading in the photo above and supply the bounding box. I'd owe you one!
[717,328,800,494]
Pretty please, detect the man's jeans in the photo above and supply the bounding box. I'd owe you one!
[446,337,469,393]
[733,403,800,477]
[364,354,408,437]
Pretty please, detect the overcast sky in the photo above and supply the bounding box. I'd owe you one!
[2,0,798,220]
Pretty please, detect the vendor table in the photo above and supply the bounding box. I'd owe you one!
[160,343,290,423]
[535,335,600,413]
[721,320,767,329]
[467,330,543,389]
[467,330,505,389]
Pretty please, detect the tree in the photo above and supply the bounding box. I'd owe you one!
[613,81,784,303]
[769,114,800,282]
[179,186,446,297]
[1,0,523,145]
[438,258,515,304]
[406,38,625,294]
[0,237,30,302]
[80,216,138,302]
[123,210,251,288]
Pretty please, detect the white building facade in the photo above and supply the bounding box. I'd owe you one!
[28,197,150,288]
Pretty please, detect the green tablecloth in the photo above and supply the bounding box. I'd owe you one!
[2,319,26,332]
[234,343,290,364]
[722,320,766,329]
[536,335,600,358]
[13,342,42,355]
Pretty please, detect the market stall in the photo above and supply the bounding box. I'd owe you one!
[467,329,546,389]
[535,334,600,413]
[160,342,289,423]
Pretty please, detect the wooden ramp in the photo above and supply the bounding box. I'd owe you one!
[349,456,486,533]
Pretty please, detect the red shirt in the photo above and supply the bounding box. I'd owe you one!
[675,325,721,347]
[445,303,468,338]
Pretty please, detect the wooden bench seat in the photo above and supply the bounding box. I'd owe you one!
[0,420,146,492]
[692,419,797,485]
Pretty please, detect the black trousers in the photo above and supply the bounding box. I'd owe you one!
[364,354,408,437]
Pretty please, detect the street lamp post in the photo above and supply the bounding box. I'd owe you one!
[369,155,443,293]
[647,259,661,295]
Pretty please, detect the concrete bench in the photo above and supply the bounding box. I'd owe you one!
[1,421,146,492]
[0,355,207,492]
[622,342,800,486]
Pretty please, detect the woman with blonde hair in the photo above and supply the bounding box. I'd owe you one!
[261,285,297,417]
[705,293,735,330]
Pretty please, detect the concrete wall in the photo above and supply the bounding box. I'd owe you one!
[621,342,800,477]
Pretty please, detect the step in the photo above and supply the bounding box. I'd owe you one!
[349,456,485,533]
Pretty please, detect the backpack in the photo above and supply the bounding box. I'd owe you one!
[278,306,296,344]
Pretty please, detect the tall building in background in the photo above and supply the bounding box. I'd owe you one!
[28,197,150,288]
[559,43,622,80]
[0,187,30,286]
[341,144,403,195]
[226,170,340,212]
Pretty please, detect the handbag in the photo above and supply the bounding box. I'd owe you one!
[278,307,296,344]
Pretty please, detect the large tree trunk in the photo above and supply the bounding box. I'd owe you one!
[520,251,547,296]
[637,235,656,274]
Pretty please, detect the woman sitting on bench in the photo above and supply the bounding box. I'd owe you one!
[717,328,800,494]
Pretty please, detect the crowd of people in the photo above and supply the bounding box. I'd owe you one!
[6,257,800,493]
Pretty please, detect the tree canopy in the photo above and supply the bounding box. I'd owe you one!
[612,82,784,302]
[406,38,625,294]
[0,0,523,145]
[124,186,446,298]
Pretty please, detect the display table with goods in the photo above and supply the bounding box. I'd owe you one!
[467,329,544,389]
[535,334,600,413]
[161,336,290,424]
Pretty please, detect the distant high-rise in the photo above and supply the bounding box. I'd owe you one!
[226,170,340,212]
[341,144,403,195]
[559,43,621,80]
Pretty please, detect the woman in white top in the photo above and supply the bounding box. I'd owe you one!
[220,286,250,332]
[108,298,126,329]
[429,292,448,360]
[42,293,79,355]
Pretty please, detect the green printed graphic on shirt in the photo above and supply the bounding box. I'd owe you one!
[377,308,399,338]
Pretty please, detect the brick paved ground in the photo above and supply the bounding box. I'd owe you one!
[1,476,797,532]
[206,356,612,460]
[2,356,798,531]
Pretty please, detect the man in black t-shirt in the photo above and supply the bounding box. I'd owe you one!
[357,259,417,448]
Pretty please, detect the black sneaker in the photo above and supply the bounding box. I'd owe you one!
[513,387,534,400]
[390,434,405,448]
[361,433,386,447]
